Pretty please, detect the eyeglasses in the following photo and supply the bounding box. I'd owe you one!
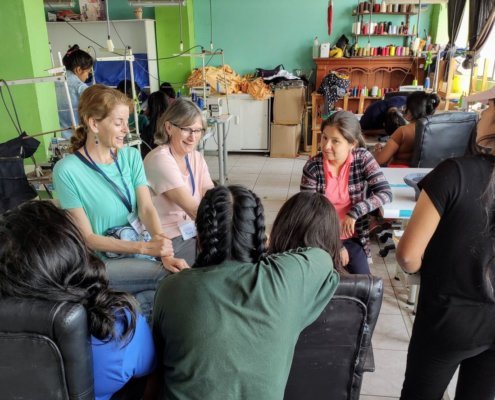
[171,122,205,136]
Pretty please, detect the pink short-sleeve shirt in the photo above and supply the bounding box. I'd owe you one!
[144,144,214,238]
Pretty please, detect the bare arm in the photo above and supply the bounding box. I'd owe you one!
[373,139,399,166]
[136,185,165,238]
[162,186,199,219]
[67,207,171,256]
[396,190,441,273]
[136,185,190,272]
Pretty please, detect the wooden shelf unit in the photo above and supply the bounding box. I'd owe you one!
[311,56,425,155]
[354,34,414,37]
[353,11,417,17]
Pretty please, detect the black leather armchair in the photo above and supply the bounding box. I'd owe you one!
[284,274,383,400]
[410,111,478,168]
[0,298,94,400]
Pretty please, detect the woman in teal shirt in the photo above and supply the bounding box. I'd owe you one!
[53,85,187,320]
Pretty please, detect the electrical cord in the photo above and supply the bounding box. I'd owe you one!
[0,79,23,136]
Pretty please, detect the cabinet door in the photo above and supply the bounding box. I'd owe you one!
[238,98,269,151]
[204,96,269,152]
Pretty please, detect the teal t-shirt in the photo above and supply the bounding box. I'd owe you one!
[52,146,148,236]
[153,247,340,400]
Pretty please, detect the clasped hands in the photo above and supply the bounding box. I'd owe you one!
[144,234,191,273]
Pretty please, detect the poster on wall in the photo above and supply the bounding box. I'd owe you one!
[79,0,106,21]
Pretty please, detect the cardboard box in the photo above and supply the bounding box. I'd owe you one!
[270,123,302,158]
[273,87,305,125]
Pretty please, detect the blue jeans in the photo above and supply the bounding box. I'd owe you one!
[105,258,168,321]
[342,238,370,274]
[172,236,197,266]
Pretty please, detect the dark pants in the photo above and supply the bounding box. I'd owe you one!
[342,238,370,274]
[401,337,495,400]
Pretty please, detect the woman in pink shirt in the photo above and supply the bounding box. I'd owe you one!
[301,111,392,274]
[144,99,214,272]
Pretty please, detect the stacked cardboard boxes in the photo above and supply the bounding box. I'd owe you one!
[270,87,305,158]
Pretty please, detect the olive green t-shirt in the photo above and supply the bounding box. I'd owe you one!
[153,247,340,400]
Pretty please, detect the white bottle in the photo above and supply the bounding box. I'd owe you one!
[313,36,320,59]
[381,0,387,13]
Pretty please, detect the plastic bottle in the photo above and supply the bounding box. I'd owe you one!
[424,76,430,90]
[313,36,320,59]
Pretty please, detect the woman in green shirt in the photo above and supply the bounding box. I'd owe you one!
[152,185,340,400]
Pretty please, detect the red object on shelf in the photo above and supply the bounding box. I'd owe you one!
[327,0,333,36]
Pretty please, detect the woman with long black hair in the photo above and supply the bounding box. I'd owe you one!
[0,201,156,400]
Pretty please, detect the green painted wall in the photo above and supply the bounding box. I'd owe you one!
[0,0,59,163]
[430,4,449,45]
[193,0,432,80]
[155,0,195,93]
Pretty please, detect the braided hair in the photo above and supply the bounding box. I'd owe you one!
[194,185,267,267]
[0,201,138,342]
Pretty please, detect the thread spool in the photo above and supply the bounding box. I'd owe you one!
[371,86,379,97]
[390,46,396,56]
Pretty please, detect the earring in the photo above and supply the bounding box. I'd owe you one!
[95,132,100,145]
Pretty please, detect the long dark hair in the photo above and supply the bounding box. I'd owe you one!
[147,91,169,138]
[321,111,366,147]
[63,44,93,72]
[0,201,138,341]
[405,91,440,121]
[194,185,267,267]
[268,192,343,272]
[141,91,169,158]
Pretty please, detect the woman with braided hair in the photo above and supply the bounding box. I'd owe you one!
[152,185,340,400]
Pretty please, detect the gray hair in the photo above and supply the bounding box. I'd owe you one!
[155,98,207,145]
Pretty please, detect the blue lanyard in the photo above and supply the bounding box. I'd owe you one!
[170,148,195,196]
[185,154,195,196]
[74,147,133,213]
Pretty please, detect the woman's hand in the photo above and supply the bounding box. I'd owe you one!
[162,256,190,273]
[340,247,349,266]
[341,215,356,238]
[141,234,174,257]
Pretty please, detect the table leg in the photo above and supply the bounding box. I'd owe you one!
[222,122,228,182]
[217,122,225,185]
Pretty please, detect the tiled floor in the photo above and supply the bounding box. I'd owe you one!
[205,153,458,400]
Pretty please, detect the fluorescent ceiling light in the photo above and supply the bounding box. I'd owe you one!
[128,0,186,6]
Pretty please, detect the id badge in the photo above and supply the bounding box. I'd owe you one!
[128,212,145,235]
[179,220,197,240]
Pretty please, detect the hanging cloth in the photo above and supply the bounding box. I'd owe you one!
[327,0,333,36]
[0,132,40,213]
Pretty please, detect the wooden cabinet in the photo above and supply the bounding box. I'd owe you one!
[310,56,425,155]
